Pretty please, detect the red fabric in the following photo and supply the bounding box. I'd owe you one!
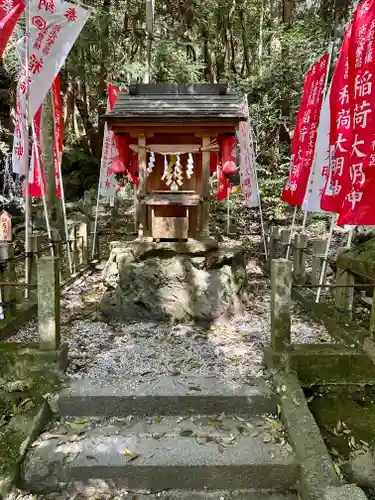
[321,24,353,213]
[219,135,237,175]
[52,75,63,199]
[0,0,24,60]
[217,164,230,201]
[210,152,219,173]
[28,106,46,198]
[107,85,139,185]
[337,1,375,225]
[282,53,329,206]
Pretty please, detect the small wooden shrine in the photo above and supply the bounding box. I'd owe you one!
[104,80,246,241]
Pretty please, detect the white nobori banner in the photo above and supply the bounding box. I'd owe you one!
[237,99,259,207]
[20,0,90,120]
[302,85,331,213]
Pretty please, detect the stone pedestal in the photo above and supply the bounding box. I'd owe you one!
[100,239,248,323]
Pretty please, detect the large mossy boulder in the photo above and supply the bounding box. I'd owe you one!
[100,239,248,323]
[337,234,375,279]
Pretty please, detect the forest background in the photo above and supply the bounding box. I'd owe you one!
[0,0,356,220]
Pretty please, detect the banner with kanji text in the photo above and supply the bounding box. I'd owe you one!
[337,0,375,225]
[321,24,353,213]
[237,99,259,207]
[98,82,119,199]
[18,0,90,121]
[302,84,331,213]
[0,0,24,59]
[282,53,329,206]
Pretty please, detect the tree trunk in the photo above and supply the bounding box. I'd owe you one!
[42,92,58,223]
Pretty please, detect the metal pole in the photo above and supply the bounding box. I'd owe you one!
[226,186,230,236]
[301,210,308,231]
[24,0,31,299]
[133,184,137,233]
[57,150,73,274]
[315,214,336,303]
[91,186,100,260]
[30,120,53,256]
[286,205,298,260]
[346,226,354,248]
[246,96,268,260]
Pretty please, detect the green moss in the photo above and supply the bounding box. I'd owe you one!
[337,237,375,279]
[308,385,375,459]
[0,341,62,485]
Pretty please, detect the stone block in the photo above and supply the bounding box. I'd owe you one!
[323,485,368,500]
[59,375,277,417]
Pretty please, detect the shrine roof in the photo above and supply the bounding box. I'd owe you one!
[104,81,246,123]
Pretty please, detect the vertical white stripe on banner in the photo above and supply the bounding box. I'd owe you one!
[302,85,331,213]
[237,100,259,207]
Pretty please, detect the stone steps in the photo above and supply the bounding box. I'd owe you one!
[22,418,298,492]
[22,376,299,496]
[59,375,277,417]
[92,493,299,500]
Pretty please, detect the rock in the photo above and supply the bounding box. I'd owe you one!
[337,235,375,280]
[323,485,368,500]
[345,447,375,488]
[100,240,247,323]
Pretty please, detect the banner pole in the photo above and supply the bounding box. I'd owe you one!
[246,96,268,260]
[30,120,53,256]
[301,210,308,231]
[57,151,73,274]
[346,226,354,248]
[91,186,100,260]
[226,186,230,236]
[133,183,137,234]
[315,214,336,303]
[286,205,298,260]
[24,0,31,299]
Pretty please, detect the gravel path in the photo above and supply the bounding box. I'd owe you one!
[7,257,333,383]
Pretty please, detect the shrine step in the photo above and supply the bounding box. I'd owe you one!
[22,416,299,492]
[58,375,276,417]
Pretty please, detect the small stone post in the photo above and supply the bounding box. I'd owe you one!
[335,263,355,319]
[37,256,60,349]
[0,243,16,307]
[271,258,292,351]
[280,228,291,257]
[77,221,89,267]
[293,233,308,284]
[68,224,77,274]
[311,238,326,286]
[28,234,40,302]
[269,226,281,263]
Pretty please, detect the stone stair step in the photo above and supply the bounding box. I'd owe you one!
[23,426,298,492]
[105,493,299,500]
[59,375,276,417]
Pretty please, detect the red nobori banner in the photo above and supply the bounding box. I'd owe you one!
[0,0,24,59]
[321,24,353,213]
[28,105,46,198]
[337,0,375,225]
[282,53,329,206]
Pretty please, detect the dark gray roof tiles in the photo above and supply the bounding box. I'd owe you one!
[104,82,246,123]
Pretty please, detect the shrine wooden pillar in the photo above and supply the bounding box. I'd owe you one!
[201,136,210,237]
[138,134,148,238]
